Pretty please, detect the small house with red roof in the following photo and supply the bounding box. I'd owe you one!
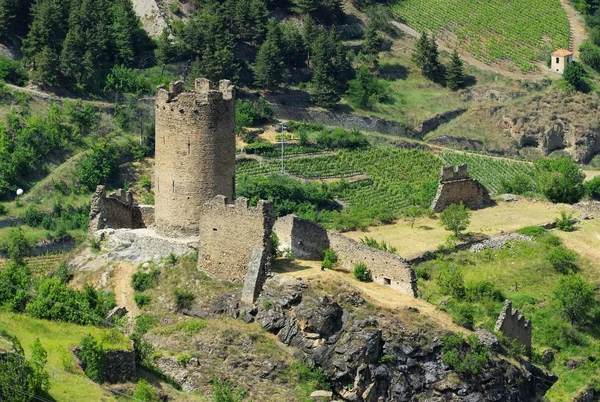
[551,48,574,74]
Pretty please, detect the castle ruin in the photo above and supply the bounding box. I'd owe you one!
[430,164,493,212]
[88,186,154,234]
[495,300,532,354]
[154,79,237,236]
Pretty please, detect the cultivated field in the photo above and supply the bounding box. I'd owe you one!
[394,0,570,72]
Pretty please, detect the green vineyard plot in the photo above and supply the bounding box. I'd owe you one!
[395,0,570,72]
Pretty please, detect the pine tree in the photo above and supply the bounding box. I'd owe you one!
[292,0,319,16]
[249,0,269,41]
[412,31,442,82]
[155,28,173,66]
[446,49,465,91]
[281,21,305,68]
[254,22,284,89]
[363,19,383,55]
[111,0,144,66]
[311,30,340,108]
[29,46,59,86]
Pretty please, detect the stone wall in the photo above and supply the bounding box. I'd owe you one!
[328,233,417,297]
[495,300,532,354]
[273,215,417,297]
[415,108,467,135]
[103,346,136,383]
[198,196,275,298]
[430,164,493,212]
[154,79,236,236]
[273,214,329,260]
[88,186,154,234]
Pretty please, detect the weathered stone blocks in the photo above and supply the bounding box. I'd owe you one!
[430,164,493,212]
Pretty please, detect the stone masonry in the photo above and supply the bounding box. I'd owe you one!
[273,214,330,260]
[88,186,154,234]
[273,214,418,297]
[198,196,275,298]
[154,79,236,236]
[495,300,532,354]
[430,164,493,212]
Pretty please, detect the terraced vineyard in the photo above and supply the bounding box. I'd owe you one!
[441,151,537,194]
[0,253,66,274]
[395,0,570,72]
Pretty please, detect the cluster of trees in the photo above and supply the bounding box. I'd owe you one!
[0,332,50,402]
[23,203,89,241]
[0,228,116,326]
[12,0,153,91]
[412,32,466,91]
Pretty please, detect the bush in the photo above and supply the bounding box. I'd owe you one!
[562,61,587,91]
[534,157,585,204]
[516,226,548,238]
[440,203,471,238]
[173,289,195,311]
[0,57,28,86]
[78,142,121,191]
[353,262,372,282]
[441,334,489,375]
[0,203,7,215]
[270,232,280,258]
[580,41,600,71]
[211,377,246,402]
[465,280,504,302]
[414,264,431,280]
[437,264,465,299]
[131,268,160,292]
[315,128,369,150]
[498,173,536,195]
[553,274,596,324]
[0,261,32,312]
[555,210,575,232]
[450,302,476,330]
[360,236,397,253]
[54,263,72,284]
[345,65,391,109]
[134,294,151,308]
[235,98,273,128]
[243,141,275,155]
[547,246,578,274]
[78,334,105,383]
[133,379,161,402]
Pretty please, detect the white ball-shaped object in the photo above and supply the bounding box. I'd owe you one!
[16,188,23,196]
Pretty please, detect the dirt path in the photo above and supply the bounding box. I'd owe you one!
[111,263,140,319]
[278,260,468,333]
[560,0,588,58]
[6,83,115,110]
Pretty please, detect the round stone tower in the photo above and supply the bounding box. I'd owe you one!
[154,78,236,236]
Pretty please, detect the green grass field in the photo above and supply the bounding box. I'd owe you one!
[394,0,570,72]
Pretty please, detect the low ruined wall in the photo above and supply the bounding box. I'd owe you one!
[271,105,416,137]
[274,215,329,260]
[495,300,532,354]
[198,196,275,288]
[88,186,154,233]
[328,233,417,297]
[430,165,493,212]
[103,347,136,383]
[416,108,467,135]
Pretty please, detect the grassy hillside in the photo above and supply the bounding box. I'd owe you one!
[394,0,570,72]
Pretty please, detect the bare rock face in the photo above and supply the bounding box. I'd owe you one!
[500,91,600,162]
[249,276,557,402]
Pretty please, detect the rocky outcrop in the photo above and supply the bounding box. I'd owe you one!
[247,276,556,402]
[501,91,600,163]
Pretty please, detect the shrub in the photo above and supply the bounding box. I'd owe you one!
[78,142,121,191]
[441,334,489,375]
[498,173,536,195]
[78,334,105,383]
[211,377,246,402]
[555,210,575,232]
[465,280,504,302]
[54,263,72,284]
[0,261,32,312]
[534,157,585,203]
[134,294,151,308]
[553,274,596,324]
[580,41,600,71]
[360,236,396,253]
[0,203,7,215]
[450,302,476,330]
[139,175,152,191]
[547,246,578,274]
[173,288,195,311]
[585,175,600,199]
[235,98,273,128]
[414,264,431,280]
[437,264,465,299]
[177,354,192,366]
[345,65,391,109]
[133,379,161,402]
[353,262,372,282]
[270,232,280,258]
[516,226,547,238]
[243,141,275,155]
[563,61,587,91]
[131,268,160,292]
[0,57,28,86]
[315,128,369,150]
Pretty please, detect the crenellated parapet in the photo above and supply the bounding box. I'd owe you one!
[495,300,532,354]
[430,164,493,212]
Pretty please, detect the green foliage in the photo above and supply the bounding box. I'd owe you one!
[579,40,600,71]
[254,20,284,89]
[211,378,246,402]
[436,264,465,299]
[0,260,32,312]
[440,203,471,237]
[516,226,548,238]
[315,128,369,150]
[173,288,195,311]
[414,264,431,280]
[0,203,7,215]
[5,228,33,263]
[0,57,27,86]
[499,172,537,195]
[104,65,152,99]
[321,248,338,270]
[464,280,504,302]
[77,141,121,191]
[360,236,397,253]
[441,334,489,375]
[131,268,160,292]
[78,334,105,383]
[412,32,442,82]
[446,50,466,90]
[345,65,390,109]
[270,232,281,258]
[402,205,426,228]
[237,173,335,217]
[562,61,587,91]
[133,379,161,402]
[54,262,72,284]
[310,29,349,108]
[585,175,600,199]
[283,362,329,398]
[449,302,476,329]
[553,274,596,325]
[555,210,575,232]
[353,262,372,282]
[235,98,273,128]
[534,157,585,204]
[177,354,192,366]
[0,331,50,402]
[154,320,207,337]
[134,293,151,308]
[22,204,89,239]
